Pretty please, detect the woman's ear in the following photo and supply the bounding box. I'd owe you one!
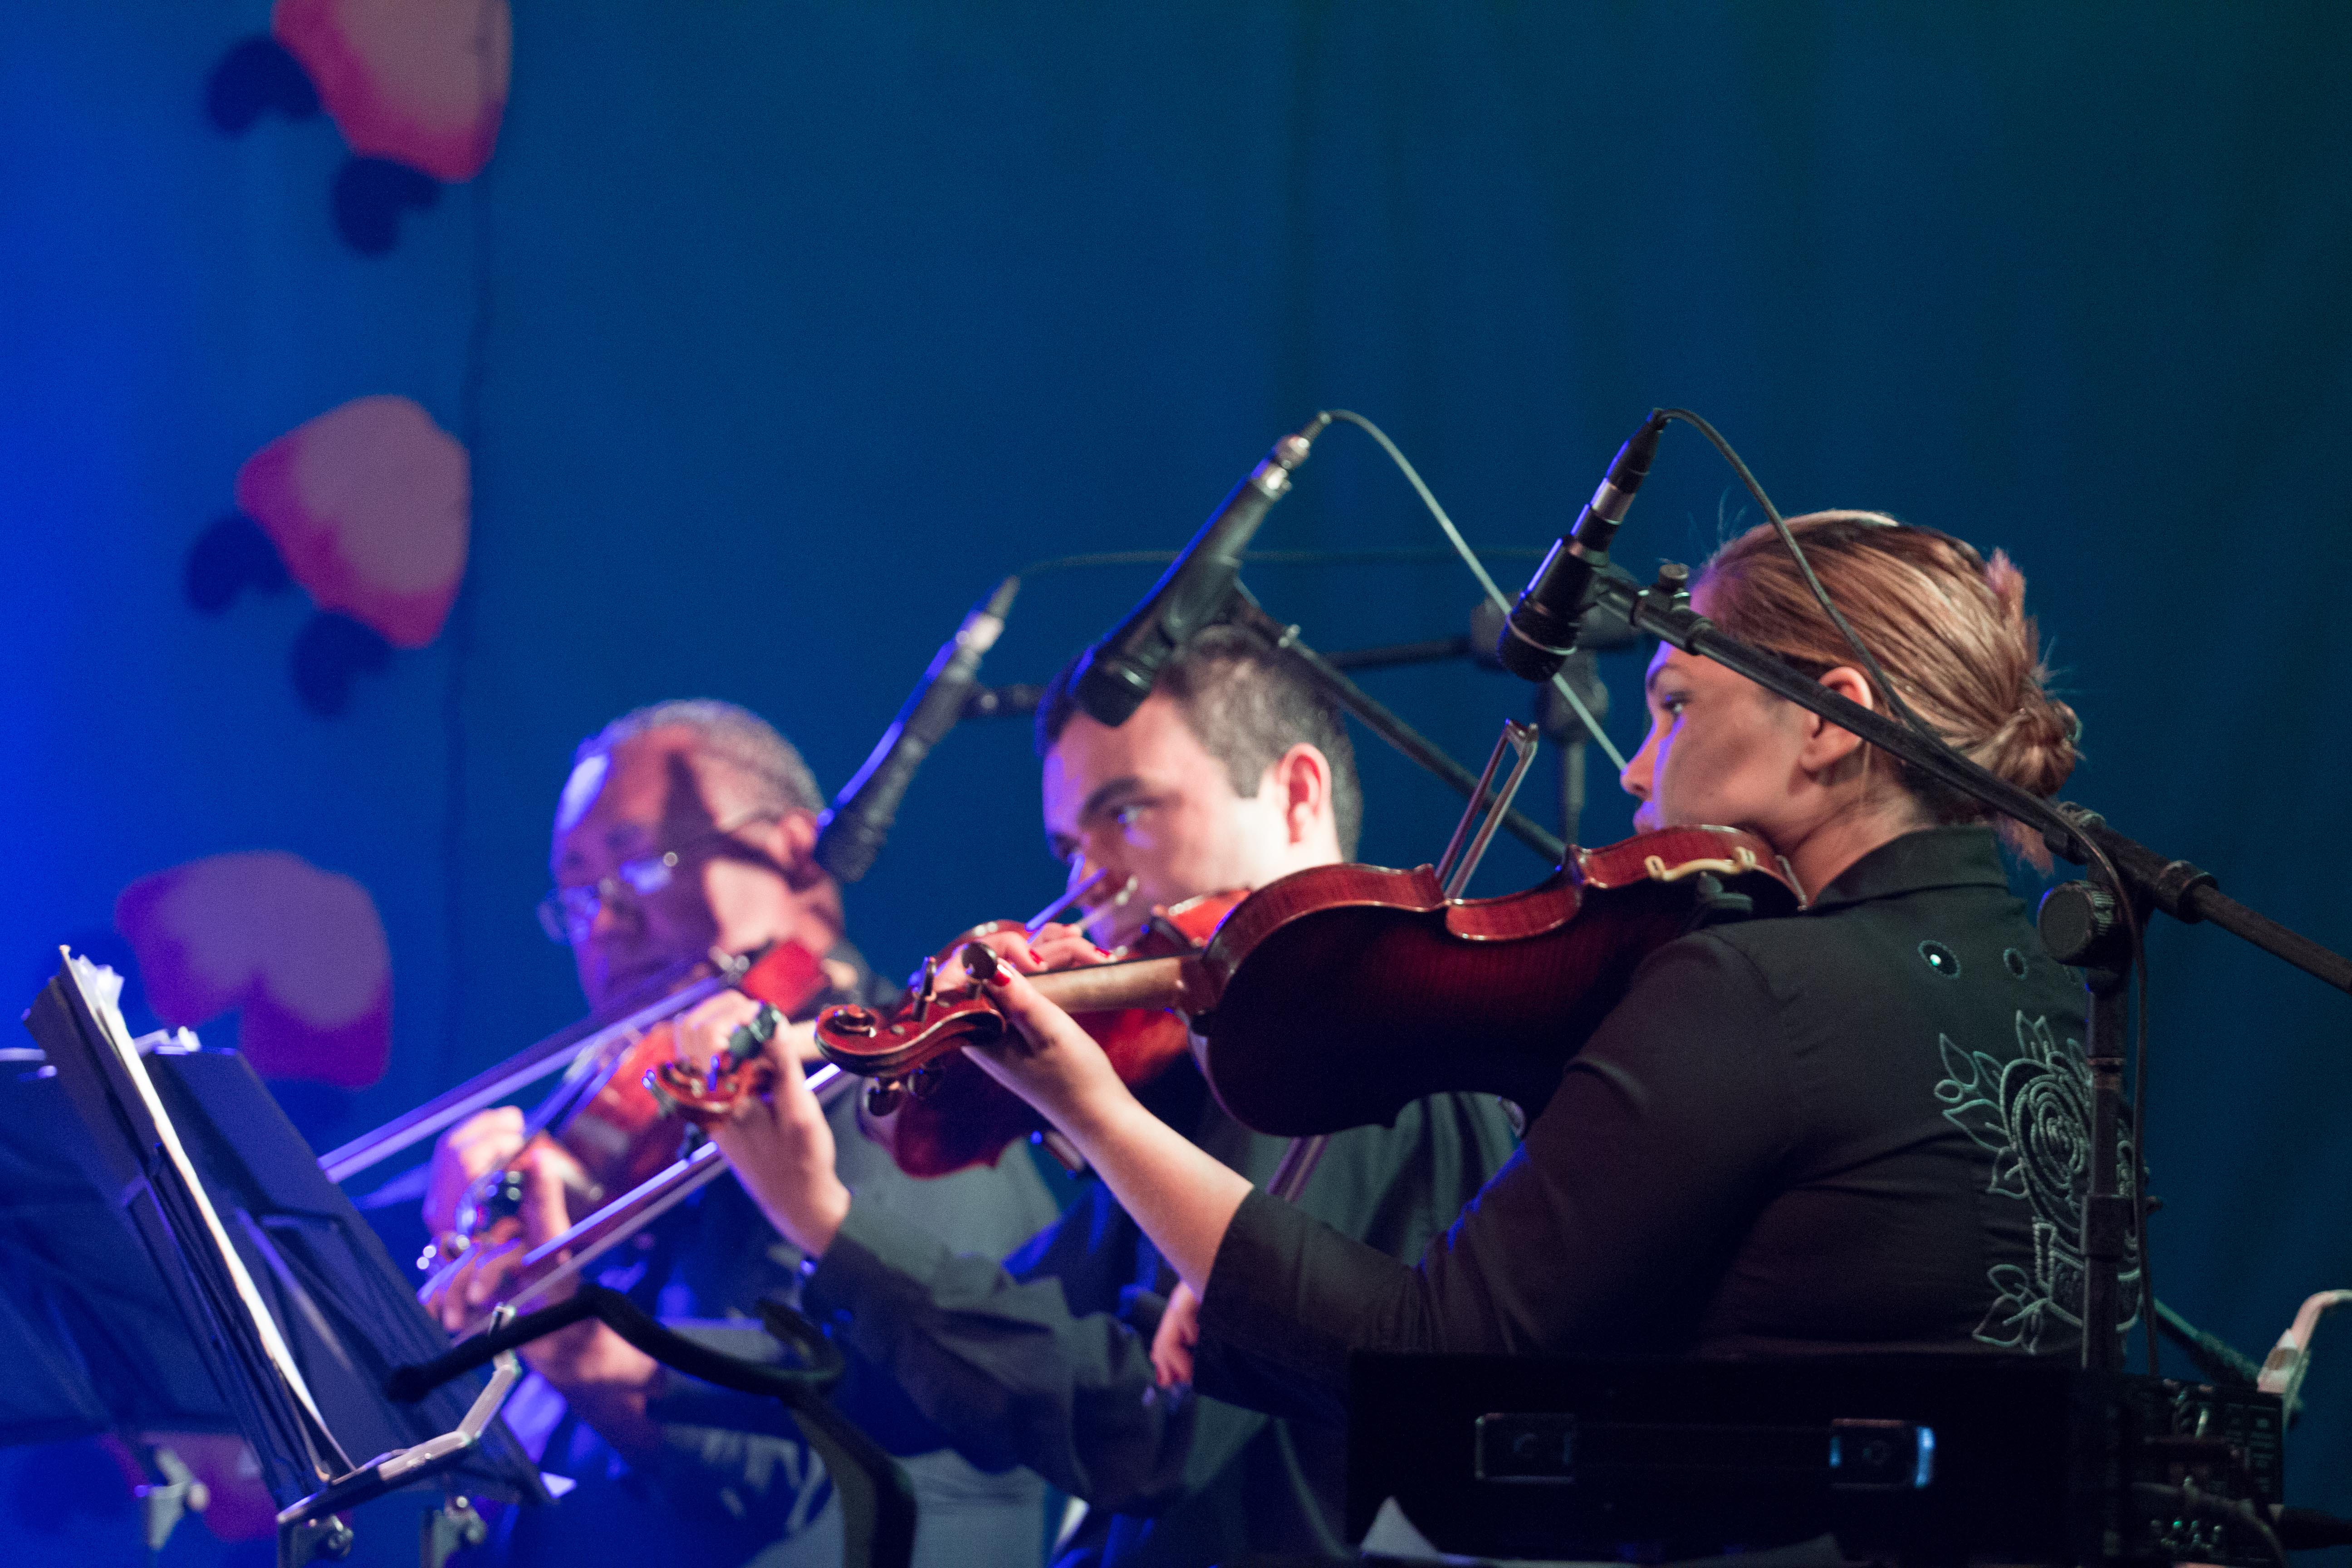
[1798,666,1874,776]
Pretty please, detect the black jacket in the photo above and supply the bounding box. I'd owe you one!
[805,1062,1519,1567]
[1203,826,2132,1397]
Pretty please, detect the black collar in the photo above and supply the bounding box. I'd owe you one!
[1805,825,2011,912]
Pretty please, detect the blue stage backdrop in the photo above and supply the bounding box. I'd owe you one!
[2,4,2347,1561]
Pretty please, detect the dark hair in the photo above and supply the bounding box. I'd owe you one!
[1697,511,2080,866]
[1035,626,1363,858]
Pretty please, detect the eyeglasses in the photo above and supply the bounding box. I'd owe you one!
[536,812,780,944]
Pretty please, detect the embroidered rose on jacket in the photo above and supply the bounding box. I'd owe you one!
[1936,1011,2139,1352]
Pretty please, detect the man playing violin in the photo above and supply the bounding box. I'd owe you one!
[900,517,2128,1445]
[422,700,1063,1568]
[677,626,1520,1566]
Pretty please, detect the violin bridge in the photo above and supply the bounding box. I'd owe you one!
[1435,719,1544,899]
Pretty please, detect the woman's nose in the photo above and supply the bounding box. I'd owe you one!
[1619,732,1656,802]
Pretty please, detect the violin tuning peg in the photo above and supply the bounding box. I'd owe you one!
[912,956,940,1022]
[958,942,1002,986]
[644,1073,681,1118]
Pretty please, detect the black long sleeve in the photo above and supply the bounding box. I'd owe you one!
[1202,931,1790,1387]
[801,1074,1519,1558]
[1200,828,2112,1396]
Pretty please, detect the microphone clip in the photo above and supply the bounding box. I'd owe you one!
[1495,410,1668,681]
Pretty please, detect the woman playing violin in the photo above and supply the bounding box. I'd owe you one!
[874,514,2117,1397]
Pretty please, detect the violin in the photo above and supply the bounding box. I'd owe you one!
[812,825,1803,1137]
[867,891,1244,1176]
[656,892,1246,1177]
[423,941,832,1284]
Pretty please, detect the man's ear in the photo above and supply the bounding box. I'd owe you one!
[1270,743,1333,846]
[771,809,829,891]
[1798,667,1873,776]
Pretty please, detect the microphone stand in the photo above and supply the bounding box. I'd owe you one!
[1223,588,1565,865]
[1578,558,2352,1376]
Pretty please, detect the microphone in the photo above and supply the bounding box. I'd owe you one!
[1072,416,1329,726]
[814,575,1019,883]
[1495,410,1668,681]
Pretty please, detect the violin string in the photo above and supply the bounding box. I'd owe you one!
[1313,409,1628,772]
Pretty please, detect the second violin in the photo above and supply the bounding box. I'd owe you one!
[418,940,832,1320]
[821,891,1244,1177]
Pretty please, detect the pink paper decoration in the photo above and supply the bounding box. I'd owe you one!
[116,852,393,1088]
[235,394,469,649]
[273,0,511,182]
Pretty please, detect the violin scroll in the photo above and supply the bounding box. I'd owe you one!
[645,1002,791,1127]
[818,889,1248,1177]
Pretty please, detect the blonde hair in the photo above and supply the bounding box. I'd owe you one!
[1695,511,2079,866]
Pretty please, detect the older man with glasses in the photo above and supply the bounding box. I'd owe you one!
[423,699,1063,1568]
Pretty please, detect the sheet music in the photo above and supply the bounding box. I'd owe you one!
[64,953,344,1457]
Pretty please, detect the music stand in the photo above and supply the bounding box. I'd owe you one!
[18,951,546,1566]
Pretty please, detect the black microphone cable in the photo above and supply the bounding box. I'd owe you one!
[1304,409,1628,770]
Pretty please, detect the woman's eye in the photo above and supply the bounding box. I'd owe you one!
[1114,804,1148,832]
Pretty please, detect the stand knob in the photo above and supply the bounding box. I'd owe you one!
[2038,881,2121,966]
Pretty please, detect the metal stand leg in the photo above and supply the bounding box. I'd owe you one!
[132,1443,210,1556]
[2038,881,2136,1371]
[1558,740,1586,852]
[277,1514,356,1568]
[421,1495,487,1568]
[2080,965,2131,1372]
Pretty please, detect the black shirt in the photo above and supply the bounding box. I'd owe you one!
[1202,826,2133,1396]
[805,1061,1519,1567]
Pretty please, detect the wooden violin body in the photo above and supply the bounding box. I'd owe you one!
[817,892,1243,1177]
[813,825,1803,1144]
[1193,825,1803,1135]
